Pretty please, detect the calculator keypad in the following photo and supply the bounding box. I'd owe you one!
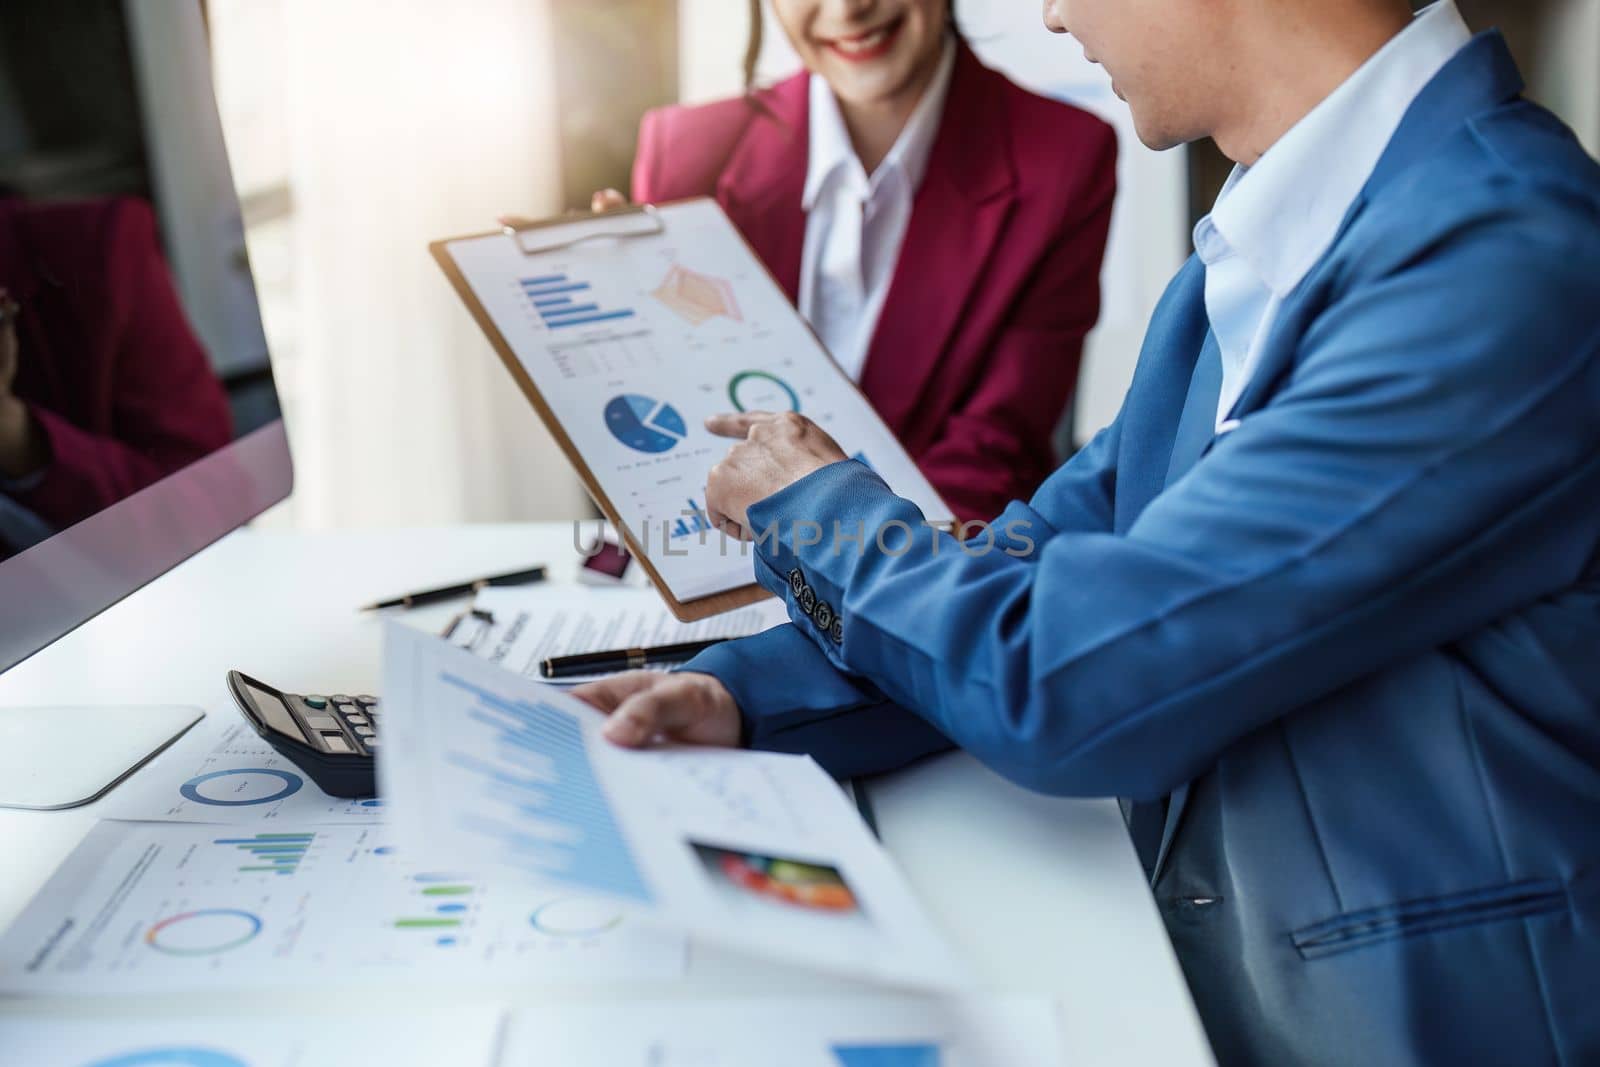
[292,693,381,756]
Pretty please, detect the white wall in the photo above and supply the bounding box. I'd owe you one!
[210,0,591,529]
[1534,0,1600,156]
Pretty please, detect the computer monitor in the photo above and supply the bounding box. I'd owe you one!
[0,1,293,807]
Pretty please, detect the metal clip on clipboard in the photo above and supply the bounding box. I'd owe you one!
[501,203,665,256]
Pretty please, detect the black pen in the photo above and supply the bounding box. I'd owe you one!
[541,637,729,679]
[360,566,547,612]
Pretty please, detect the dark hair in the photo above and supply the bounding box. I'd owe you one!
[743,1,962,89]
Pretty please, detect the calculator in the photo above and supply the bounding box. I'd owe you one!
[226,670,379,798]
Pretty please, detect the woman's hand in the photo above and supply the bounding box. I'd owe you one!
[0,288,47,480]
[496,189,629,232]
[573,670,743,749]
[0,288,19,400]
[703,412,849,539]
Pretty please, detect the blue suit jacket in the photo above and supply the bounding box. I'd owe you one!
[685,33,1600,1066]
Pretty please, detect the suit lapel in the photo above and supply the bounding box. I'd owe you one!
[1107,257,1213,875]
[1145,335,1223,883]
[1225,32,1526,427]
[858,45,1016,430]
[1111,257,1209,531]
[716,76,810,304]
[1164,332,1223,484]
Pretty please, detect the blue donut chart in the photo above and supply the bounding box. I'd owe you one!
[179,768,303,806]
[85,1047,247,1067]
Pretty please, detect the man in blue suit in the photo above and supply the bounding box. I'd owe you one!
[577,0,1600,1061]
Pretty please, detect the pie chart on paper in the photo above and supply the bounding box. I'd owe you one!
[605,394,687,454]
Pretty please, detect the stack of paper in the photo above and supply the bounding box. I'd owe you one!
[0,998,1069,1066]
[448,585,788,684]
[383,622,967,989]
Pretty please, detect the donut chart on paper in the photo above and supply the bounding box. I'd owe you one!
[145,909,263,956]
[728,370,800,413]
[179,768,303,806]
[530,897,626,938]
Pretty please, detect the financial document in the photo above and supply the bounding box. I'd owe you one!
[449,585,788,683]
[0,1007,504,1067]
[0,819,685,996]
[103,715,390,824]
[502,996,1067,1067]
[439,199,951,603]
[381,622,967,989]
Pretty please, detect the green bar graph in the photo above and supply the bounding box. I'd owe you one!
[420,885,474,897]
[395,918,463,929]
[216,832,315,875]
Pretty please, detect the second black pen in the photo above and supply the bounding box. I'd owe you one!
[540,637,729,680]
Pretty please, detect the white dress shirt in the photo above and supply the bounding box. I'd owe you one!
[1194,0,1473,430]
[799,39,956,382]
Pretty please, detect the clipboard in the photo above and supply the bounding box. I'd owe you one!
[430,197,951,622]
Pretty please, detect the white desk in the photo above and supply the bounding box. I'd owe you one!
[0,525,1213,1066]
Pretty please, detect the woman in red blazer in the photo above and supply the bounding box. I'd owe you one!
[622,0,1116,521]
[0,195,233,552]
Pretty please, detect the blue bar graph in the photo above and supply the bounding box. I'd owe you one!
[520,274,636,331]
[832,1046,941,1067]
[545,310,636,329]
[440,672,653,903]
[522,281,590,297]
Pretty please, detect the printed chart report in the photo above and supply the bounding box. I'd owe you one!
[0,1008,504,1067]
[0,819,684,996]
[500,996,1068,1067]
[103,717,390,825]
[380,623,966,990]
[438,199,952,604]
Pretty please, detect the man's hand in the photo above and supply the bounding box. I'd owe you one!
[703,411,848,538]
[573,670,743,749]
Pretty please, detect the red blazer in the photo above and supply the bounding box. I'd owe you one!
[632,43,1116,521]
[0,196,232,533]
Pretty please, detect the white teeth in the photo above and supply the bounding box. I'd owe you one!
[833,27,889,54]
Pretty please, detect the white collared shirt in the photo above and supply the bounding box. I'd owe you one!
[1194,0,1473,429]
[799,38,956,382]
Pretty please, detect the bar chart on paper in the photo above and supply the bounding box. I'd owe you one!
[438,670,654,904]
[214,831,318,874]
[521,272,636,330]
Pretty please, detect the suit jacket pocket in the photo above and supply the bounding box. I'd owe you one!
[1291,878,1568,960]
